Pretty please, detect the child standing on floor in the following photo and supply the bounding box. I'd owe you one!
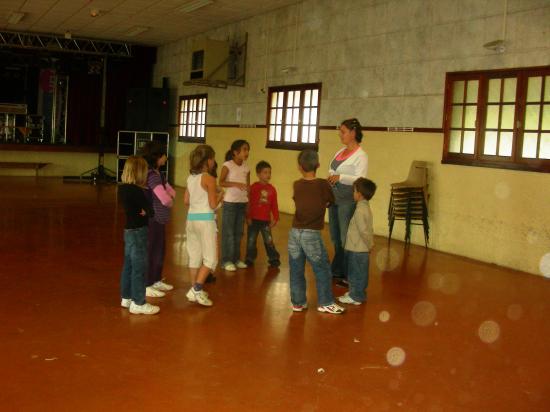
[118,156,159,315]
[142,141,175,298]
[245,161,280,268]
[184,145,223,307]
[219,139,250,272]
[337,177,377,305]
[288,150,345,315]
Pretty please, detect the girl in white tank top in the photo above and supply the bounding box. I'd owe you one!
[184,145,222,307]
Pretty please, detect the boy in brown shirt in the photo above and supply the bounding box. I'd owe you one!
[288,150,345,314]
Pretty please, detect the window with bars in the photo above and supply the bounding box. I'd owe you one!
[178,94,207,143]
[266,83,322,150]
[443,67,550,172]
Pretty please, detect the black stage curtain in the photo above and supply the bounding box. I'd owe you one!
[66,46,156,149]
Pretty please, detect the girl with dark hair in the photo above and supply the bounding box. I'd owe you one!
[141,141,176,298]
[219,139,250,271]
[327,118,368,284]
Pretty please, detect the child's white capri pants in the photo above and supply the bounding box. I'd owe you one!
[186,220,218,270]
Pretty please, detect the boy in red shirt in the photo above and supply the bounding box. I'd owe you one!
[245,161,280,268]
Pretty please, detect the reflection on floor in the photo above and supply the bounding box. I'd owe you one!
[1,177,549,411]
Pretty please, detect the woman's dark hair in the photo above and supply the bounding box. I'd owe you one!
[340,118,363,143]
[225,139,250,161]
[141,141,167,169]
[190,145,215,174]
[256,160,271,173]
[353,177,377,200]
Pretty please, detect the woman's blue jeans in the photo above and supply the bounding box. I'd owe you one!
[288,228,335,307]
[328,202,356,278]
[120,226,148,305]
[221,202,247,265]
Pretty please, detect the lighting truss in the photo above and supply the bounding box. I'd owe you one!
[0,30,132,57]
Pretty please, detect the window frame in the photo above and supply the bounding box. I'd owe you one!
[177,93,208,143]
[265,82,322,151]
[442,66,550,173]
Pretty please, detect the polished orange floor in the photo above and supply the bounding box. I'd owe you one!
[1,177,549,411]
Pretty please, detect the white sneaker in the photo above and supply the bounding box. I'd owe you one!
[121,298,132,308]
[292,303,308,312]
[186,287,209,302]
[317,303,345,314]
[146,286,166,297]
[191,288,213,306]
[223,262,237,271]
[129,302,160,315]
[235,260,248,269]
[337,292,362,305]
[152,280,174,291]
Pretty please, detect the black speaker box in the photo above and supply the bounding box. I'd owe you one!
[125,88,169,132]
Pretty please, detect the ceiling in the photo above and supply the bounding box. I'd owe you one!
[0,0,298,46]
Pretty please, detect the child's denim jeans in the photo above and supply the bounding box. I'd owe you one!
[288,228,335,307]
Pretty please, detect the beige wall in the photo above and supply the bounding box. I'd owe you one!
[0,151,117,177]
[170,126,550,277]
[154,0,550,277]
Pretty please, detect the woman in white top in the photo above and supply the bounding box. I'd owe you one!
[327,118,368,282]
[219,139,251,272]
[184,145,223,306]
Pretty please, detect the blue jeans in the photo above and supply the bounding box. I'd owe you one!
[120,226,148,305]
[245,220,280,266]
[288,228,335,307]
[347,251,370,302]
[221,202,247,265]
[328,202,356,278]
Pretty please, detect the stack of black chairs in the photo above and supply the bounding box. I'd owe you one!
[388,161,429,246]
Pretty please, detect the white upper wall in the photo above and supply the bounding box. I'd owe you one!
[154,0,550,128]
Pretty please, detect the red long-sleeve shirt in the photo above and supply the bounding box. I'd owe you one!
[247,182,279,222]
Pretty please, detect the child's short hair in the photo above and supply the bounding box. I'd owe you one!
[190,144,215,174]
[353,177,377,200]
[121,156,148,187]
[298,149,319,172]
[256,160,271,173]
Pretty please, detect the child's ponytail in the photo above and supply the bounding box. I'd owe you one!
[225,139,250,162]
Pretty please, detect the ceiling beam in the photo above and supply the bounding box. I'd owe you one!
[0,30,133,57]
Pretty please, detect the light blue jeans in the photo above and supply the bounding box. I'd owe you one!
[347,251,370,302]
[120,226,148,305]
[288,228,335,307]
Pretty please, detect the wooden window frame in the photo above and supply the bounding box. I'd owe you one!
[442,66,550,173]
[178,94,207,143]
[265,83,322,151]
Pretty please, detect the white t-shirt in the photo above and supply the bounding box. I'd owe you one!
[222,160,249,203]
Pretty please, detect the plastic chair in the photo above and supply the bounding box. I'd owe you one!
[388,161,429,246]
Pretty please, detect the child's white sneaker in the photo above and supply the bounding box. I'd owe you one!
[235,260,248,269]
[223,262,237,271]
[186,287,209,302]
[152,280,173,291]
[337,292,362,305]
[317,303,345,314]
[191,288,213,307]
[129,302,160,315]
[121,298,132,308]
[146,286,166,297]
[292,303,308,312]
